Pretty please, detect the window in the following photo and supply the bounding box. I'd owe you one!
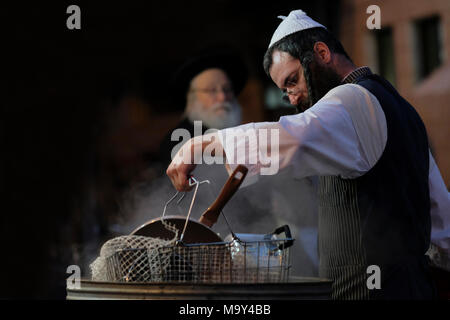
[375,27,396,86]
[413,15,443,81]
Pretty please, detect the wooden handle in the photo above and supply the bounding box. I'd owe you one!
[199,165,248,227]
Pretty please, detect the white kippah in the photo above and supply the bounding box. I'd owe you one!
[268,10,326,48]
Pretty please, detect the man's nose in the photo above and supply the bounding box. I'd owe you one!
[288,88,305,105]
[215,89,228,102]
[289,94,299,106]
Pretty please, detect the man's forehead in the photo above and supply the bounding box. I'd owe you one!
[192,68,231,85]
[270,51,300,87]
[272,50,296,65]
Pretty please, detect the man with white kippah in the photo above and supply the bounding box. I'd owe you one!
[166,9,450,300]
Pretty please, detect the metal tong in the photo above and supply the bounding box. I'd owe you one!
[162,165,248,242]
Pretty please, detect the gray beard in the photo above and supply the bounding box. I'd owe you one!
[185,100,242,129]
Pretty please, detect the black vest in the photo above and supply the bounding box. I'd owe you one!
[318,74,435,299]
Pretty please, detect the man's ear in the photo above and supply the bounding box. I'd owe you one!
[313,42,331,65]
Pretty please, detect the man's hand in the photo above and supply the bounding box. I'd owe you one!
[166,138,197,192]
[166,161,196,192]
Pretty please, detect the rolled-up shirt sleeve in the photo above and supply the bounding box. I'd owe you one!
[428,151,450,250]
[217,84,387,185]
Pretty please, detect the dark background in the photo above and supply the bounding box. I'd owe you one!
[1,1,341,299]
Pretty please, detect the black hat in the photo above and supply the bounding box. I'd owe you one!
[172,47,248,107]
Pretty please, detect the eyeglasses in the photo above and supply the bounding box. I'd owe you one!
[281,66,302,102]
[190,86,235,97]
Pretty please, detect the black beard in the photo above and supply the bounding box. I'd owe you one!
[292,57,342,113]
[295,95,311,113]
[309,60,342,105]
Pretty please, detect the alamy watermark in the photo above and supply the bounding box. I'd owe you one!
[366,264,381,290]
[66,5,81,30]
[366,5,381,30]
[170,121,280,175]
[66,265,81,290]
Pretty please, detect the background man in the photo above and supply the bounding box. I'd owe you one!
[159,48,247,164]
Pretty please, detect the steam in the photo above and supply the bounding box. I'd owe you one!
[114,163,320,277]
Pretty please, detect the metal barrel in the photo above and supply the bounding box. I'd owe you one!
[67,276,332,300]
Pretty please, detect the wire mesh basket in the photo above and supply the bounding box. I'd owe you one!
[91,175,294,284]
[104,236,292,283]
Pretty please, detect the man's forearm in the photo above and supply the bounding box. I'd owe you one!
[185,132,227,165]
[167,132,228,192]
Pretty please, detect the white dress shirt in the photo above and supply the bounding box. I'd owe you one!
[218,83,450,250]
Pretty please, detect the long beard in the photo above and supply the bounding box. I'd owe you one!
[185,100,242,130]
[308,60,342,104]
[295,56,342,113]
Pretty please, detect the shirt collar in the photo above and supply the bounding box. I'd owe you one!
[341,66,372,84]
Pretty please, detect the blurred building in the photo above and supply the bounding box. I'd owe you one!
[340,0,450,187]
